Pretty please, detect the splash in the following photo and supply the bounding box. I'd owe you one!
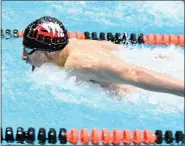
[27,45,184,115]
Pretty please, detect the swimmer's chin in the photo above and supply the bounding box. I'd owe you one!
[26,62,41,71]
[114,86,139,98]
[30,64,43,72]
[25,61,36,71]
[27,61,42,68]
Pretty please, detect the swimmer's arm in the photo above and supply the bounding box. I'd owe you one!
[93,58,184,97]
[102,61,184,97]
[64,54,184,97]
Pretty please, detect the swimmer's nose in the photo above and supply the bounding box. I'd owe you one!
[22,50,28,60]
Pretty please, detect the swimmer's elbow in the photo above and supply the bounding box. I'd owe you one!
[119,65,144,85]
[123,65,159,87]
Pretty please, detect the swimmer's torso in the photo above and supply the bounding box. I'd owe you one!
[63,38,126,83]
[65,38,124,67]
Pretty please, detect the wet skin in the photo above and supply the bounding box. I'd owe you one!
[22,38,184,97]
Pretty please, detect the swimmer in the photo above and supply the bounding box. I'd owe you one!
[21,16,184,97]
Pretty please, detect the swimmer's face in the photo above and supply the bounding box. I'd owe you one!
[22,47,51,67]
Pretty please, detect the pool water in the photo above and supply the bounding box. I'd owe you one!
[2,1,184,144]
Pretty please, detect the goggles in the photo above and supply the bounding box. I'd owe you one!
[24,47,36,55]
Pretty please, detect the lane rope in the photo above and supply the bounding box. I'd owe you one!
[1,127,185,145]
[1,29,184,46]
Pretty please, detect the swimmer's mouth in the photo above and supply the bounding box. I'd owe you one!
[25,59,35,72]
[32,66,35,72]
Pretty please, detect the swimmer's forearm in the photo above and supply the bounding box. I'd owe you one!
[144,69,184,97]
[118,66,184,97]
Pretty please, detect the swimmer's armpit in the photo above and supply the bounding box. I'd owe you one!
[110,84,138,96]
[90,81,138,97]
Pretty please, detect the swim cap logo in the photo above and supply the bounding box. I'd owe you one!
[40,22,65,38]
[27,22,67,45]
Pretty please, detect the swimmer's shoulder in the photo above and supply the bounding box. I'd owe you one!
[69,38,110,46]
[64,52,84,69]
[68,38,89,46]
[69,38,79,43]
[67,38,81,49]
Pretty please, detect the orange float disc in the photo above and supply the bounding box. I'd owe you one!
[91,129,100,145]
[18,29,24,38]
[80,128,89,145]
[133,129,143,145]
[112,129,121,145]
[143,130,156,144]
[177,34,184,46]
[169,34,177,45]
[145,34,153,45]
[68,32,76,39]
[101,129,111,145]
[153,34,161,45]
[76,32,85,40]
[161,34,169,45]
[68,128,78,145]
[143,36,147,43]
[122,129,132,145]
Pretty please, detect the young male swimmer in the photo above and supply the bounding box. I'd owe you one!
[21,16,184,97]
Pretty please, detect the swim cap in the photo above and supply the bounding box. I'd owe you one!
[23,16,68,52]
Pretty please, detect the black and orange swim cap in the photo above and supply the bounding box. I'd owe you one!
[23,16,69,52]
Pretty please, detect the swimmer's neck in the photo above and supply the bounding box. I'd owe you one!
[51,41,71,67]
[50,38,87,67]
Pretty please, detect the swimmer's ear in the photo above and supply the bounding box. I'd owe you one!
[31,66,35,72]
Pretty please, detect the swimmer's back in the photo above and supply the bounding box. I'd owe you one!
[68,38,124,54]
[65,38,125,68]
[64,38,128,83]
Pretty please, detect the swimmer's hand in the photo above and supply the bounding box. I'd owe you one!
[65,53,184,97]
